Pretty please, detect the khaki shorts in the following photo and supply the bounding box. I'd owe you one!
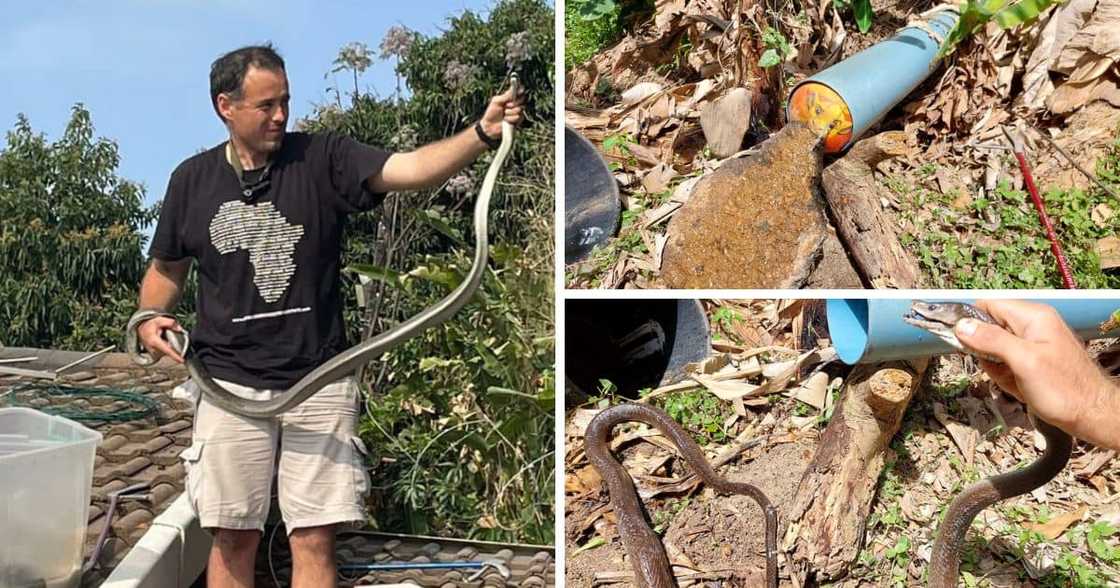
[179,376,370,533]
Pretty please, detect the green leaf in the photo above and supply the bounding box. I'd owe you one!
[571,536,606,555]
[578,0,616,21]
[994,0,1062,28]
[886,535,910,558]
[419,208,465,245]
[408,263,463,290]
[758,48,781,68]
[853,0,874,32]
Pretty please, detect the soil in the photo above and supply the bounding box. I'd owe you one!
[565,438,815,587]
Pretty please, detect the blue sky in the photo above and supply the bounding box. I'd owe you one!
[0,0,496,239]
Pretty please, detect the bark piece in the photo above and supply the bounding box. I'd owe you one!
[782,360,928,581]
[821,131,922,288]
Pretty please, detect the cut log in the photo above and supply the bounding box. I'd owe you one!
[821,132,923,288]
[782,359,929,581]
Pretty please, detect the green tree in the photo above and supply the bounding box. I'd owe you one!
[300,0,555,544]
[0,106,160,349]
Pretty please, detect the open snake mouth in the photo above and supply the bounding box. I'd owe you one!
[903,301,966,351]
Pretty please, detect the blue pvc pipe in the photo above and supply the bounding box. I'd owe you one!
[789,8,959,149]
[828,299,1120,365]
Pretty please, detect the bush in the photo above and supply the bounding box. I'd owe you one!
[0,106,163,349]
[300,0,555,544]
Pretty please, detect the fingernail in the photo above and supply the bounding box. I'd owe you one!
[955,318,978,336]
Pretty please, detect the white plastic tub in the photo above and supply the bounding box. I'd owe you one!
[0,408,102,588]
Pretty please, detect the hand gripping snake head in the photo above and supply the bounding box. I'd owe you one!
[902,301,998,355]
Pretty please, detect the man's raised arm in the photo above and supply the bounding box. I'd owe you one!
[367,86,524,193]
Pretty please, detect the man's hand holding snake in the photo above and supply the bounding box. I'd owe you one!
[953,300,1120,452]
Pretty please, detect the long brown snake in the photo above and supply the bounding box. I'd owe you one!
[904,301,1074,588]
[584,402,778,588]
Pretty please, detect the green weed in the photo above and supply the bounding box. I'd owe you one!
[655,389,730,445]
[900,133,1120,288]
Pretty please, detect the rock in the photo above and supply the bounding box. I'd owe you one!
[661,124,827,288]
[700,87,753,158]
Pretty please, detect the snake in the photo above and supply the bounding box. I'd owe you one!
[903,301,1074,588]
[126,76,520,419]
[584,402,778,588]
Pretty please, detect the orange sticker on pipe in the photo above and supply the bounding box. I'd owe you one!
[788,82,852,153]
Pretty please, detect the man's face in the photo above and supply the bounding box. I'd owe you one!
[219,65,290,156]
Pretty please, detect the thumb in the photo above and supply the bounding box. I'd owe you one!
[495,86,515,103]
[954,318,1028,364]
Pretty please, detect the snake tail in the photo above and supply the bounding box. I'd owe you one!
[585,403,778,588]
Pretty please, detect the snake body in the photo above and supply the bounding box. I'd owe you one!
[584,403,778,588]
[904,301,1074,588]
[128,77,519,418]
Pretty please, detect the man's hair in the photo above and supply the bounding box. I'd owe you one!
[209,44,286,121]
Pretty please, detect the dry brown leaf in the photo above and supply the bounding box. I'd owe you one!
[777,299,804,321]
[1051,73,1120,113]
[699,87,753,157]
[1096,236,1120,269]
[641,162,678,193]
[622,82,665,106]
[564,407,600,439]
[1092,203,1116,227]
[900,490,932,524]
[786,371,830,410]
[1023,506,1088,540]
[933,402,979,466]
[690,373,761,400]
[1056,0,1120,73]
[566,465,603,496]
[1073,448,1117,478]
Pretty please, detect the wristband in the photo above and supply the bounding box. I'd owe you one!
[475,121,500,150]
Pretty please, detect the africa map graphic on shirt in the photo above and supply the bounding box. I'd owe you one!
[209,201,305,311]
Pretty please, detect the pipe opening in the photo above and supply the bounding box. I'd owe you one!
[565,300,710,401]
[826,299,870,365]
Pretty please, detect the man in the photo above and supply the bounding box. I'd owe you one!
[954,299,1120,452]
[135,44,522,587]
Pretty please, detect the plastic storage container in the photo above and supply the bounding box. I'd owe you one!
[0,408,102,588]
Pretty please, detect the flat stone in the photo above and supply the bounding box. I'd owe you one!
[661,123,828,288]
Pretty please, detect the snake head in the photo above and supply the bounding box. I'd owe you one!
[903,301,1001,361]
[903,301,963,348]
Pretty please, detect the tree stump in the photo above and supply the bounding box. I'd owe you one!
[782,359,929,581]
[821,132,923,288]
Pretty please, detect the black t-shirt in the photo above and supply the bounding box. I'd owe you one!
[149,132,391,389]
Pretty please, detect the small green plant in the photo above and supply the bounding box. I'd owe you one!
[885,535,911,566]
[652,497,691,533]
[899,134,1120,288]
[656,390,730,445]
[932,377,971,399]
[833,0,874,33]
[602,132,634,155]
[565,0,623,67]
[712,306,744,332]
[1086,521,1120,563]
[939,0,1065,57]
[758,27,793,68]
[1044,552,1105,587]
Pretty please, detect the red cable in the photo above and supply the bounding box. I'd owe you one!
[1011,149,1078,289]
